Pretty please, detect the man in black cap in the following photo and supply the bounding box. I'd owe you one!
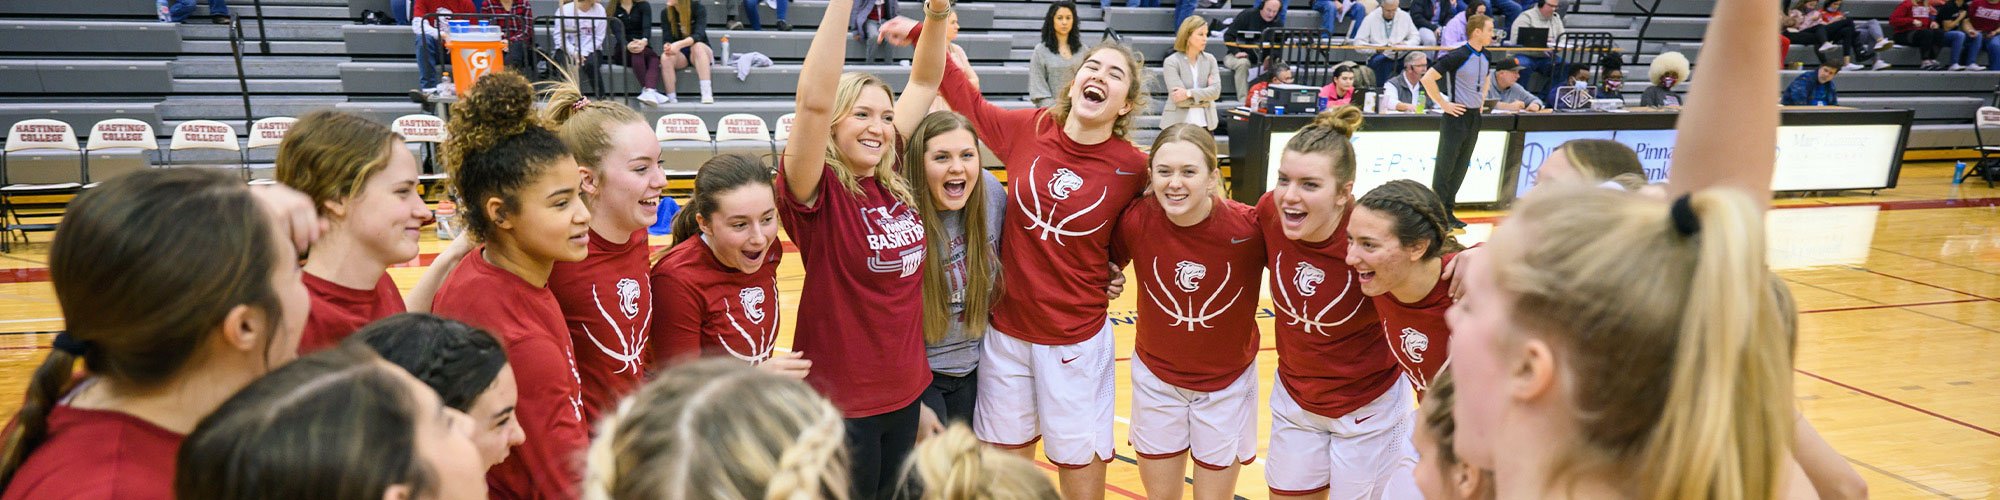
[1487,58,1545,111]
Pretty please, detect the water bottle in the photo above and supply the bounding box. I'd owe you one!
[434,199,461,240]
[1953,161,1968,184]
[720,35,731,63]
[157,0,171,22]
[1362,91,1378,113]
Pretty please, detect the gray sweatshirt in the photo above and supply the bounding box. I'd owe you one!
[926,171,1006,376]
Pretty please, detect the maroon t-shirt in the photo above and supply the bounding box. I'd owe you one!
[648,235,783,367]
[1111,197,1266,392]
[1256,193,1400,418]
[1,404,183,500]
[548,228,654,424]
[433,250,587,500]
[297,272,406,354]
[1372,253,1455,396]
[775,163,930,418]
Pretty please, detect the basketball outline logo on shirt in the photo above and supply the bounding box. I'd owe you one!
[1144,258,1243,332]
[740,287,767,323]
[1271,252,1366,336]
[615,278,642,319]
[1018,157,1110,245]
[859,201,926,278]
[721,280,777,365]
[584,281,652,375]
[1173,261,1207,292]
[1399,327,1429,363]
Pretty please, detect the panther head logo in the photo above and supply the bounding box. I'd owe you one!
[1173,261,1207,293]
[1400,327,1429,363]
[739,287,767,323]
[615,278,642,319]
[1049,168,1084,200]
[1294,262,1326,296]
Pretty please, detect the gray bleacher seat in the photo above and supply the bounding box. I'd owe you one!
[1104,6,1323,33]
[23,61,174,95]
[717,31,1017,61]
[0,63,38,94]
[340,61,1043,97]
[0,104,163,136]
[1905,124,1981,150]
[693,0,997,30]
[0,0,154,18]
[0,21,184,55]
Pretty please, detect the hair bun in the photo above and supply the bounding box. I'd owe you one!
[1312,106,1364,137]
[443,71,541,178]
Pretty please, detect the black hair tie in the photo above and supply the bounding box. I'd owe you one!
[1670,194,1701,236]
[52,332,90,356]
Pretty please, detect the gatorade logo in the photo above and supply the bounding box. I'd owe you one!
[461,48,494,80]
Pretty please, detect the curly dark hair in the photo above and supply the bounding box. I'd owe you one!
[443,71,572,242]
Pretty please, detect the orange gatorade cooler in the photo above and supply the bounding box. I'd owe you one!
[446,24,506,97]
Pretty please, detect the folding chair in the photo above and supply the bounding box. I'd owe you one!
[245,117,297,183]
[2,119,83,252]
[773,113,796,155]
[715,114,776,160]
[83,118,158,188]
[1970,106,1999,188]
[168,120,246,180]
[392,114,451,190]
[656,113,714,177]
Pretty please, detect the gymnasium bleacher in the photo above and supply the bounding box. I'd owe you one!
[0,0,1992,185]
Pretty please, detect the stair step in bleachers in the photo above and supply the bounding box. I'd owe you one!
[340,25,1020,62]
[172,56,349,79]
[1905,124,1983,149]
[0,103,163,135]
[182,39,351,55]
[241,5,354,20]
[1103,6,1324,32]
[0,21,185,55]
[694,0,999,30]
[2,61,174,95]
[178,19,351,41]
[0,0,154,18]
[339,61,1046,97]
[160,96,348,123]
[171,78,347,95]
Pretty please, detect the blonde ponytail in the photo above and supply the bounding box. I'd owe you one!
[1488,185,1791,500]
[900,425,1057,500]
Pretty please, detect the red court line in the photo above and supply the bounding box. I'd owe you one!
[1029,461,1146,499]
[1800,298,1992,314]
[1795,369,2000,440]
[1858,269,1997,301]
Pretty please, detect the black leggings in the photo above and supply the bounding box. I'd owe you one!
[918,370,978,425]
[846,400,920,500]
[1790,20,1860,57]
[1893,28,1946,60]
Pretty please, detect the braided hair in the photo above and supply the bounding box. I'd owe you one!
[349,313,510,412]
[584,359,848,500]
[1355,180,1465,259]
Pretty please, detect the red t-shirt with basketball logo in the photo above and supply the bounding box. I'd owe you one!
[1111,197,1266,392]
[0,405,181,500]
[297,272,406,354]
[1372,253,1455,395]
[1256,192,1399,418]
[936,62,1150,346]
[432,250,587,500]
[775,163,930,418]
[648,235,783,367]
[548,228,653,424]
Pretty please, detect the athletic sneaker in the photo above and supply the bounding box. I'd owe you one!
[727,19,745,30]
[1844,63,1864,71]
[1950,64,1967,71]
[1970,64,1989,71]
[1872,38,1894,51]
[1819,42,1839,52]
[776,20,793,31]
[1872,60,1892,71]
[638,88,666,106]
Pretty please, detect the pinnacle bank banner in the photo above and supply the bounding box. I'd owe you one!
[1267,130,1514,203]
[1514,124,1905,197]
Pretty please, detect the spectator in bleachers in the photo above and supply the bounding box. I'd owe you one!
[1030,2,1084,107]
[1441,0,1488,47]
[1785,0,1862,66]
[663,0,719,103]
[478,0,536,76]
[412,0,477,101]
[613,0,670,105]
[1382,51,1431,112]
[1245,55,1294,110]
[1890,0,1949,70]
[1822,0,1897,70]
[1782,62,1841,105]
[1433,0,1469,31]
[1357,0,1427,82]
[724,0,792,31]
[929,9,983,113]
[1941,0,1999,70]
[1489,0,1523,33]
[1487,57,1544,111]
[1511,0,1561,77]
[1163,17,1224,130]
[1320,63,1361,106]
[160,0,230,24]
[1598,64,1624,97]
[854,0,900,63]
[1224,0,1286,102]
[1313,0,1370,38]
[1409,0,1445,45]
[1640,51,1687,108]
[553,0,610,94]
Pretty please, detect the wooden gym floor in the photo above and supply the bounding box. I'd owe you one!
[0,162,1991,499]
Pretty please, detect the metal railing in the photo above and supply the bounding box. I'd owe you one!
[229,16,254,134]
[1624,0,1664,66]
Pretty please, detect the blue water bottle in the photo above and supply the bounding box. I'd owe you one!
[1953,161,1968,184]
